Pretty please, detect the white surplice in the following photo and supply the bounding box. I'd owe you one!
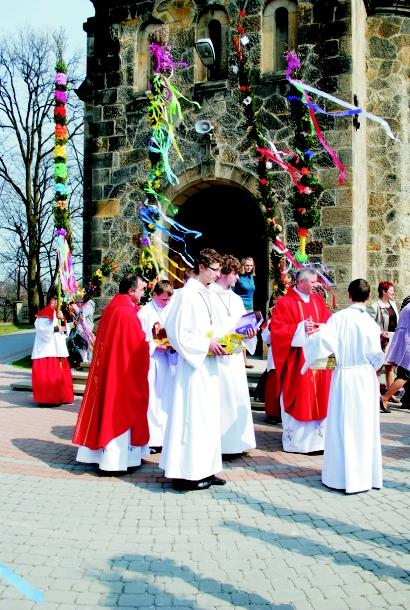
[76,431,150,471]
[138,299,177,447]
[281,289,327,454]
[210,283,256,453]
[32,314,69,359]
[303,304,385,493]
[159,279,222,481]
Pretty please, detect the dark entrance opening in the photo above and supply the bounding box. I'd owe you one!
[170,184,268,352]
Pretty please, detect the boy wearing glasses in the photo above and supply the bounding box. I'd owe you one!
[160,248,227,491]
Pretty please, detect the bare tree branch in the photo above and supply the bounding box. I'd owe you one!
[0,29,84,320]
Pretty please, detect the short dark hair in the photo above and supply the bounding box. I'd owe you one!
[378,280,394,298]
[47,287,58,303]
[154,279,174,296]
[348,278,370,302]
[193,248,223,274]
[400,295,410,311]
[118,274,144,294]
[221,254,240,275]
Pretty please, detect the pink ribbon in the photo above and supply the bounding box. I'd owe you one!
[257,147,313,195]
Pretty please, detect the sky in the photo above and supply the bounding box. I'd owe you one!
[0,0,93,67]
[0,0,93,284]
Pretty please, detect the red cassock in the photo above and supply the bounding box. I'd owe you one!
[32,305,74,406]
[264,370,281,418]
[72,294,150,450]
[270,287,332,422]
[32,359,73,405]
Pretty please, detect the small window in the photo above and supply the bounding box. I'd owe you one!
[208,20,224,80]
[262,0,297,74]
[196,9,229,83]
[135,20,164,91]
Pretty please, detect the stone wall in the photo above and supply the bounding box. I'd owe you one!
[366,12,410,305]
[80,0,409,308]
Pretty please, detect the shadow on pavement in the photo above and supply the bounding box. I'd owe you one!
[94,553,295,609]
[217,488,409,558]
[51,425,74,440]
[12,437,79,468]
[223,520,409,584]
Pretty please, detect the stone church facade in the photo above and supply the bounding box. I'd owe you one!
[79,0,409,310]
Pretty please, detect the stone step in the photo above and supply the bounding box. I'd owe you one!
[11,379,266,411]
[11,355,266,408]
[11,381,86,396]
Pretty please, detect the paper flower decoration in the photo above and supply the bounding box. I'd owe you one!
[55,183,68,195]
[55,72,67,85]
[54,163,68,180]
[54,90,67,104]
[54,145,67,159]
[54,106,67,119]
[55,124,68,141]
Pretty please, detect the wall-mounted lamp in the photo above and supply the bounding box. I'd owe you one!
[194,38,215,67]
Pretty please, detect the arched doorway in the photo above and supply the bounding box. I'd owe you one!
[169,183,269,343]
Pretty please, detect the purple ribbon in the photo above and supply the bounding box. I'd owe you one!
[150,43,188,73]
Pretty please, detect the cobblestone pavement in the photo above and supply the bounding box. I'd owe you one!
[0,364,409,610]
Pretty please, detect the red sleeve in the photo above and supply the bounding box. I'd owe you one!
[270,297,300,378]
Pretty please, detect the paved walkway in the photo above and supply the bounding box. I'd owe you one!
[0,364,409,610]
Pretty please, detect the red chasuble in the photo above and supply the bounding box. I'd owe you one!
[72,294,149,450]
[270,287,332,422]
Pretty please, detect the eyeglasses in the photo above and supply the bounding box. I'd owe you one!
[207,266,220,272]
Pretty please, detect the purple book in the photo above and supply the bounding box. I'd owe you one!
[235,311,264,335]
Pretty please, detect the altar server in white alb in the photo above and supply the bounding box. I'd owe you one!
[160,249,228,491]
[302,278,384,494]
[138,280,176,451]
[210,254,256,456]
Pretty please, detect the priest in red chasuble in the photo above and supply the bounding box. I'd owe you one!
[270,268,332,453]
[73,274,150,473]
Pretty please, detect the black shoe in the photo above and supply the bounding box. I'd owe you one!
[149,446,162,454]
[127,465,141,473]
[97,468,128,476]
[222,453,241,461]
[380,398,391,413]
[265,415,281,425]
[172,478,212,491]
[209,475,226,486]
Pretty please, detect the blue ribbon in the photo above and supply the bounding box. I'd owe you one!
[139,204,202,264]
[0,563,44,603]
[287,95,361,118]
[149,127,179,185]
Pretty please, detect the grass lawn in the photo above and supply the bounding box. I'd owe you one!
[0,323,32,336]
[12,355,32,369]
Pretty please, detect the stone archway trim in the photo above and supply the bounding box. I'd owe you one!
[164,163,260,207]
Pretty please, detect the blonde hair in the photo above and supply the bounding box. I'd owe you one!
[240,257,255,275]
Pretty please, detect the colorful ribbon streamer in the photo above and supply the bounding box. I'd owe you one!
[54,231,78,298]
[0,563,44,603]
[150,42,188,74]
[257,145,313,195]
[285,51,399,144]
[285,53,347,185]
